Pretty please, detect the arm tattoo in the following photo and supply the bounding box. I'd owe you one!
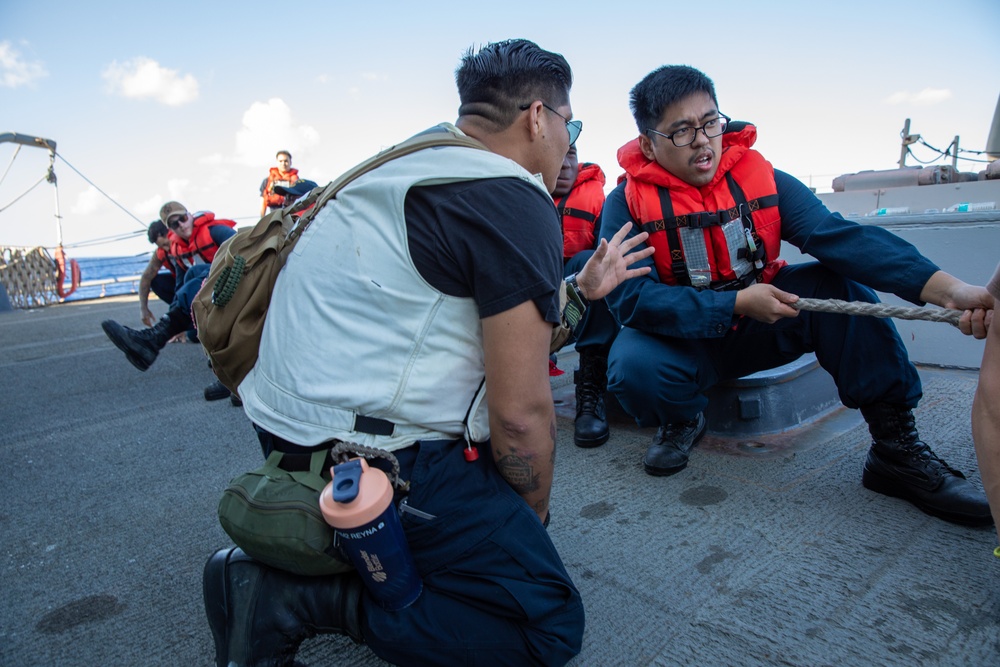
[496,454,540,494]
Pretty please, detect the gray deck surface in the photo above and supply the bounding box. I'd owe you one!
[1,296,997,667]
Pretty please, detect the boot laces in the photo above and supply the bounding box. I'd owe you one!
[886,416,962,477]
[659,418,701,441]
[576,357,606,415]
[576,380,602,413]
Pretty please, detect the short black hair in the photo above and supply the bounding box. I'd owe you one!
[276,150,291,160]
[629,65,718,134]
[455,39,573,130]
[147,220,168,244]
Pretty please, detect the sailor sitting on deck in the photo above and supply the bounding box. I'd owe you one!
[598,64,993,527]
[139,220,179,314]
[100,201,235,375]
[550,144,619,450]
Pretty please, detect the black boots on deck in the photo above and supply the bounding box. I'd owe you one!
[101,308,189,371]
[861,403,992,526]
[203,547,364,667]
[204,380,231,401]
[643,413,707,477]
[574,350,610,448]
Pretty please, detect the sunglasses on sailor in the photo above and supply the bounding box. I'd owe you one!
[519,102,583,147]
[167,215,186,230]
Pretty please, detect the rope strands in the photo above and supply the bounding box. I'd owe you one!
[793,297,963,327]
[0,246,61,308]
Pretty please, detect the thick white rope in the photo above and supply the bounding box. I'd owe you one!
[793,297,962,327]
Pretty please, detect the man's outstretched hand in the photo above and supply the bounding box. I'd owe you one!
[576,222,654,301]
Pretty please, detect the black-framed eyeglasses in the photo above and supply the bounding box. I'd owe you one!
[167,215,185,230]
[519,102,583,146]
[646,113,730,148]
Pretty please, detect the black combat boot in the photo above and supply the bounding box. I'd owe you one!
[643,413,707,476]
[574,350,610,448]
[861,403,992,526]
[203,547,364,667]
[204,380,231,401]
[100,308,189,371]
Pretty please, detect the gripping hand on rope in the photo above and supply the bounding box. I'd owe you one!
[919,271,994,339]
[734,283,800,324]
[784,271,994,337]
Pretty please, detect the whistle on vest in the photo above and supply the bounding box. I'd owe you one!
[744,228,764,271]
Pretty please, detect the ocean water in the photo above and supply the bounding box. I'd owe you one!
[64,254,154,302]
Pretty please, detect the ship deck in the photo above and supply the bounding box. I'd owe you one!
[1,296,996,667]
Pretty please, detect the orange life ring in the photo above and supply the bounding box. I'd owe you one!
[55,246,80,299]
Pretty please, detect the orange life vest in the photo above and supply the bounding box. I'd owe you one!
[262,167,299,209]
[618,125,785,289]
[169,212,237,271]
[155,247,178,278]
[554,162,606,258]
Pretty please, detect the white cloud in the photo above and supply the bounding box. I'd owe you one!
[71,186,114,215]
[0,41,48,88]
[166,178,191,201]
[133,194,163,219]
[883,88,952,106]
[360,72,387,81]
[233,98,320,167]
[102,57,198,106]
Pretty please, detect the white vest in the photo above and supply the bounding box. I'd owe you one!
[240,138,550,450]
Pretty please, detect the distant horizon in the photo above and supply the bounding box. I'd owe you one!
[3,0,999,257]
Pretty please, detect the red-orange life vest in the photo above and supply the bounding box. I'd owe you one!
[554,162,606,259]
[618,125,784,289]
[154,247,178,278]
[262,167,299,209]
[169,212,237,271]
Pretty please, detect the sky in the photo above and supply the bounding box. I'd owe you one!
[2,0,998,257]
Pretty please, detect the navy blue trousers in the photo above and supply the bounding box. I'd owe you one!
[150,272,176,304]
[358,439,584,666]
[608,262,923,427]
[173,263,210,318]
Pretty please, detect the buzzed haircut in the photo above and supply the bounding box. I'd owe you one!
[276,150,291,160]
[629,65,718,134]
[455,39,573,131]
[147,220,168,244]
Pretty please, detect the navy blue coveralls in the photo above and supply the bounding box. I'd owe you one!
[598,169,938,428]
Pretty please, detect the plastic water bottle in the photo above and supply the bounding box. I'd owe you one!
[944,202,996,212]
[866,207,910,216]
[319,458,422,611]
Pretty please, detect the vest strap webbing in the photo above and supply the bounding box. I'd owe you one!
[556,206,597,223]
[656,186,691,287]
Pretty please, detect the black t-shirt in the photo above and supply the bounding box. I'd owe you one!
[404,177,563,325]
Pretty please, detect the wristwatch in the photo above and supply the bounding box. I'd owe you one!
[563,273,588,329]
[565,273,589,304]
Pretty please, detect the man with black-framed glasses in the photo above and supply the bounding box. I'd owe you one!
[597,64,993,527]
